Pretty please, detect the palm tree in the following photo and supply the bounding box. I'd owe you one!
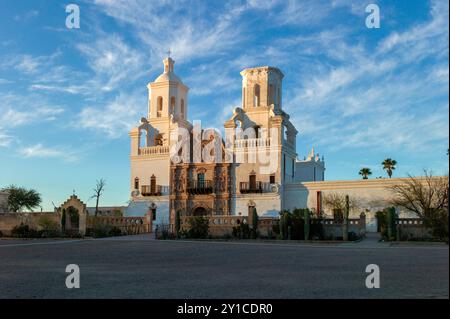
[359,168,372,179]
[382,158,397,178]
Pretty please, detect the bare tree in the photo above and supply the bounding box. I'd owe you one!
[390,170,448,239]
[322,192,360,217]
[91,178,106,217]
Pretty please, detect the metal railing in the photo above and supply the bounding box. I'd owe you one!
[187,180,214,195]
[141,185,163,196]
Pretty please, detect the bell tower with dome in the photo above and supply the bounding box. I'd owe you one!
[147,57,189,122]
[128,55,192,227]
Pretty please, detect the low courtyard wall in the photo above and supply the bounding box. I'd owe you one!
[395,218,434,240]
[179,213,366,239]
[87,216,151,235]
[0,212,60,236]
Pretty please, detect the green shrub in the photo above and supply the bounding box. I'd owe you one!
[11,223,39,238]
[187,216,209,239]
[108,226,122,237]
[232,222,251,239]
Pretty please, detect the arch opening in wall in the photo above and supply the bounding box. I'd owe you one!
[268,84,274,105]
[155,133,163,146]
[139,129,147,148]
[253,84,260,107]
[157,96,163,117]
[170,96,176,115]
[180,99,185,118]
[235,120,243,140]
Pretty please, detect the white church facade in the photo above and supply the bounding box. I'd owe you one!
[126,57,414,232]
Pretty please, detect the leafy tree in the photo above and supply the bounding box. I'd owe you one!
[382,158,397,178]
[90,178,106,217]
[359,168,372,179]
[390,170,448,240]
[1,185,41,212]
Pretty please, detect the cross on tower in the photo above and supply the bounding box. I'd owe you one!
[166,48,171,58]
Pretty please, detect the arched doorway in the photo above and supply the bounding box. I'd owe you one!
[193,207,208,216]
[65,206,80,234]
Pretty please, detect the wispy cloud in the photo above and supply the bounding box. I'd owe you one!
[0,131,12,147]
[18,143,78,162]
[13,10,39,22]
[77,91,144,138]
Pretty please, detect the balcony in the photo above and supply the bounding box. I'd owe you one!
[239,181,274,194]
[141,185,163,196]
[187,180,213,195]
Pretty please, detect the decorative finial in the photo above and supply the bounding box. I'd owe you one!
[166,48,172,58]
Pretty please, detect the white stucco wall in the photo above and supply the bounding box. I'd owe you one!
[234,193,281,217]
[125,197,170,230]
[284,178,425,231]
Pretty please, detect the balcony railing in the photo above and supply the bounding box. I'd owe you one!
[187,180,213,195]
[239,181,273,194]
[138,145,170,156]
[235,138,271,149]
[141,185,163,196]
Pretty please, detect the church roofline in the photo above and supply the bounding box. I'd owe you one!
[240,66,284,78]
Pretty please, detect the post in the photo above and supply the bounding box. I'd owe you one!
[359,212,366,236]
[387,207,396,240]
[343,195,349,241]
[175,211,181,237]
[303,209,310,240]
[149,209,153,233]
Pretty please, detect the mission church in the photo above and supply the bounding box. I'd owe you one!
[127,56,325,226]
[126,56,407,231]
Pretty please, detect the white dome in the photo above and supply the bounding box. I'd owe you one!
[154,72,182,83]
[153,57,183,84]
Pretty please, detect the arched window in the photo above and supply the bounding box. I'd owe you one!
[134,177,139,190]
[157,97,163,117]
[180,99,185,118]
[253,84,260,107]
[170,96,175,114]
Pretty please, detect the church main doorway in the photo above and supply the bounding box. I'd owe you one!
[193,207,208,216]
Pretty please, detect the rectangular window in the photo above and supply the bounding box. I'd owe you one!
[270,175,275,184]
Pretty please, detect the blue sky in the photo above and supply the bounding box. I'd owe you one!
[0,0,448,211]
